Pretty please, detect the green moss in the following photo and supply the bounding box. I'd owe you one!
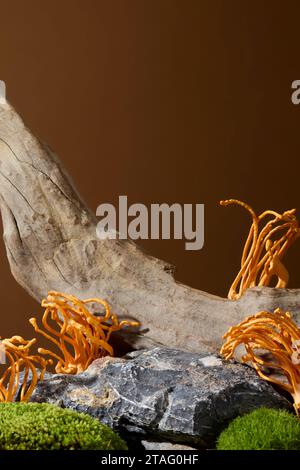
[0,402,127,450]
[217,407,300,450]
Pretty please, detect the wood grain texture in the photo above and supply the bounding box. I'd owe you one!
[1,100,300,353]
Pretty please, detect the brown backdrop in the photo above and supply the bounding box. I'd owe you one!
[0,0,300,339]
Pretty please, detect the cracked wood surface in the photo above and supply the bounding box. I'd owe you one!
[1,99,300,354]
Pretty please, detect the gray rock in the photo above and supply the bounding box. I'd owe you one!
[30,348,290,447]
[142,441,197,450]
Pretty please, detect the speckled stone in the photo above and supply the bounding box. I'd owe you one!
[30,348,290,447]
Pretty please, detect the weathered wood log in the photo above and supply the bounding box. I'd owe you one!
[1,88,300,354]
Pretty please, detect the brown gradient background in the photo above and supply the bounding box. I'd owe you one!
[0,0,299,339]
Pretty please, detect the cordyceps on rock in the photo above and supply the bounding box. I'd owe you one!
[1,81,300,449]
[221,308,300,414]
[220,199,300,300]
[29,291,140,374]
[0,291,139,402]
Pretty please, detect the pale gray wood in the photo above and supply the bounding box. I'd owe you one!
[1,98,300,354]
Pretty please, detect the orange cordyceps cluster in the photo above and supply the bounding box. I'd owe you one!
[221,308,300,414]
[0,336,52,402]
[220,199,300,300]
[30,291,140,374]
[0,292,140,402]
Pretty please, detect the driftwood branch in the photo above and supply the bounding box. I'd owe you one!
[1,95,300,354]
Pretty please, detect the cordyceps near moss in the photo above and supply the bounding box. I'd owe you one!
[0,336,52,402]
[29,291,140,374]
[220,308,300,414]
[220,199,300,300]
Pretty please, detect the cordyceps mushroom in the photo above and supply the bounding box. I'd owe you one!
[0,336,52,402]
[220,199,300,300]
[29,291,140,374]
[220,308,300,414]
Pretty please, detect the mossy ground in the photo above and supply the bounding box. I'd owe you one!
[0,402,127,450]
[217,407,300,450]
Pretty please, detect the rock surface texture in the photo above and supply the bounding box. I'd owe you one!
[30,348,290,447]
[141,441,197,451]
